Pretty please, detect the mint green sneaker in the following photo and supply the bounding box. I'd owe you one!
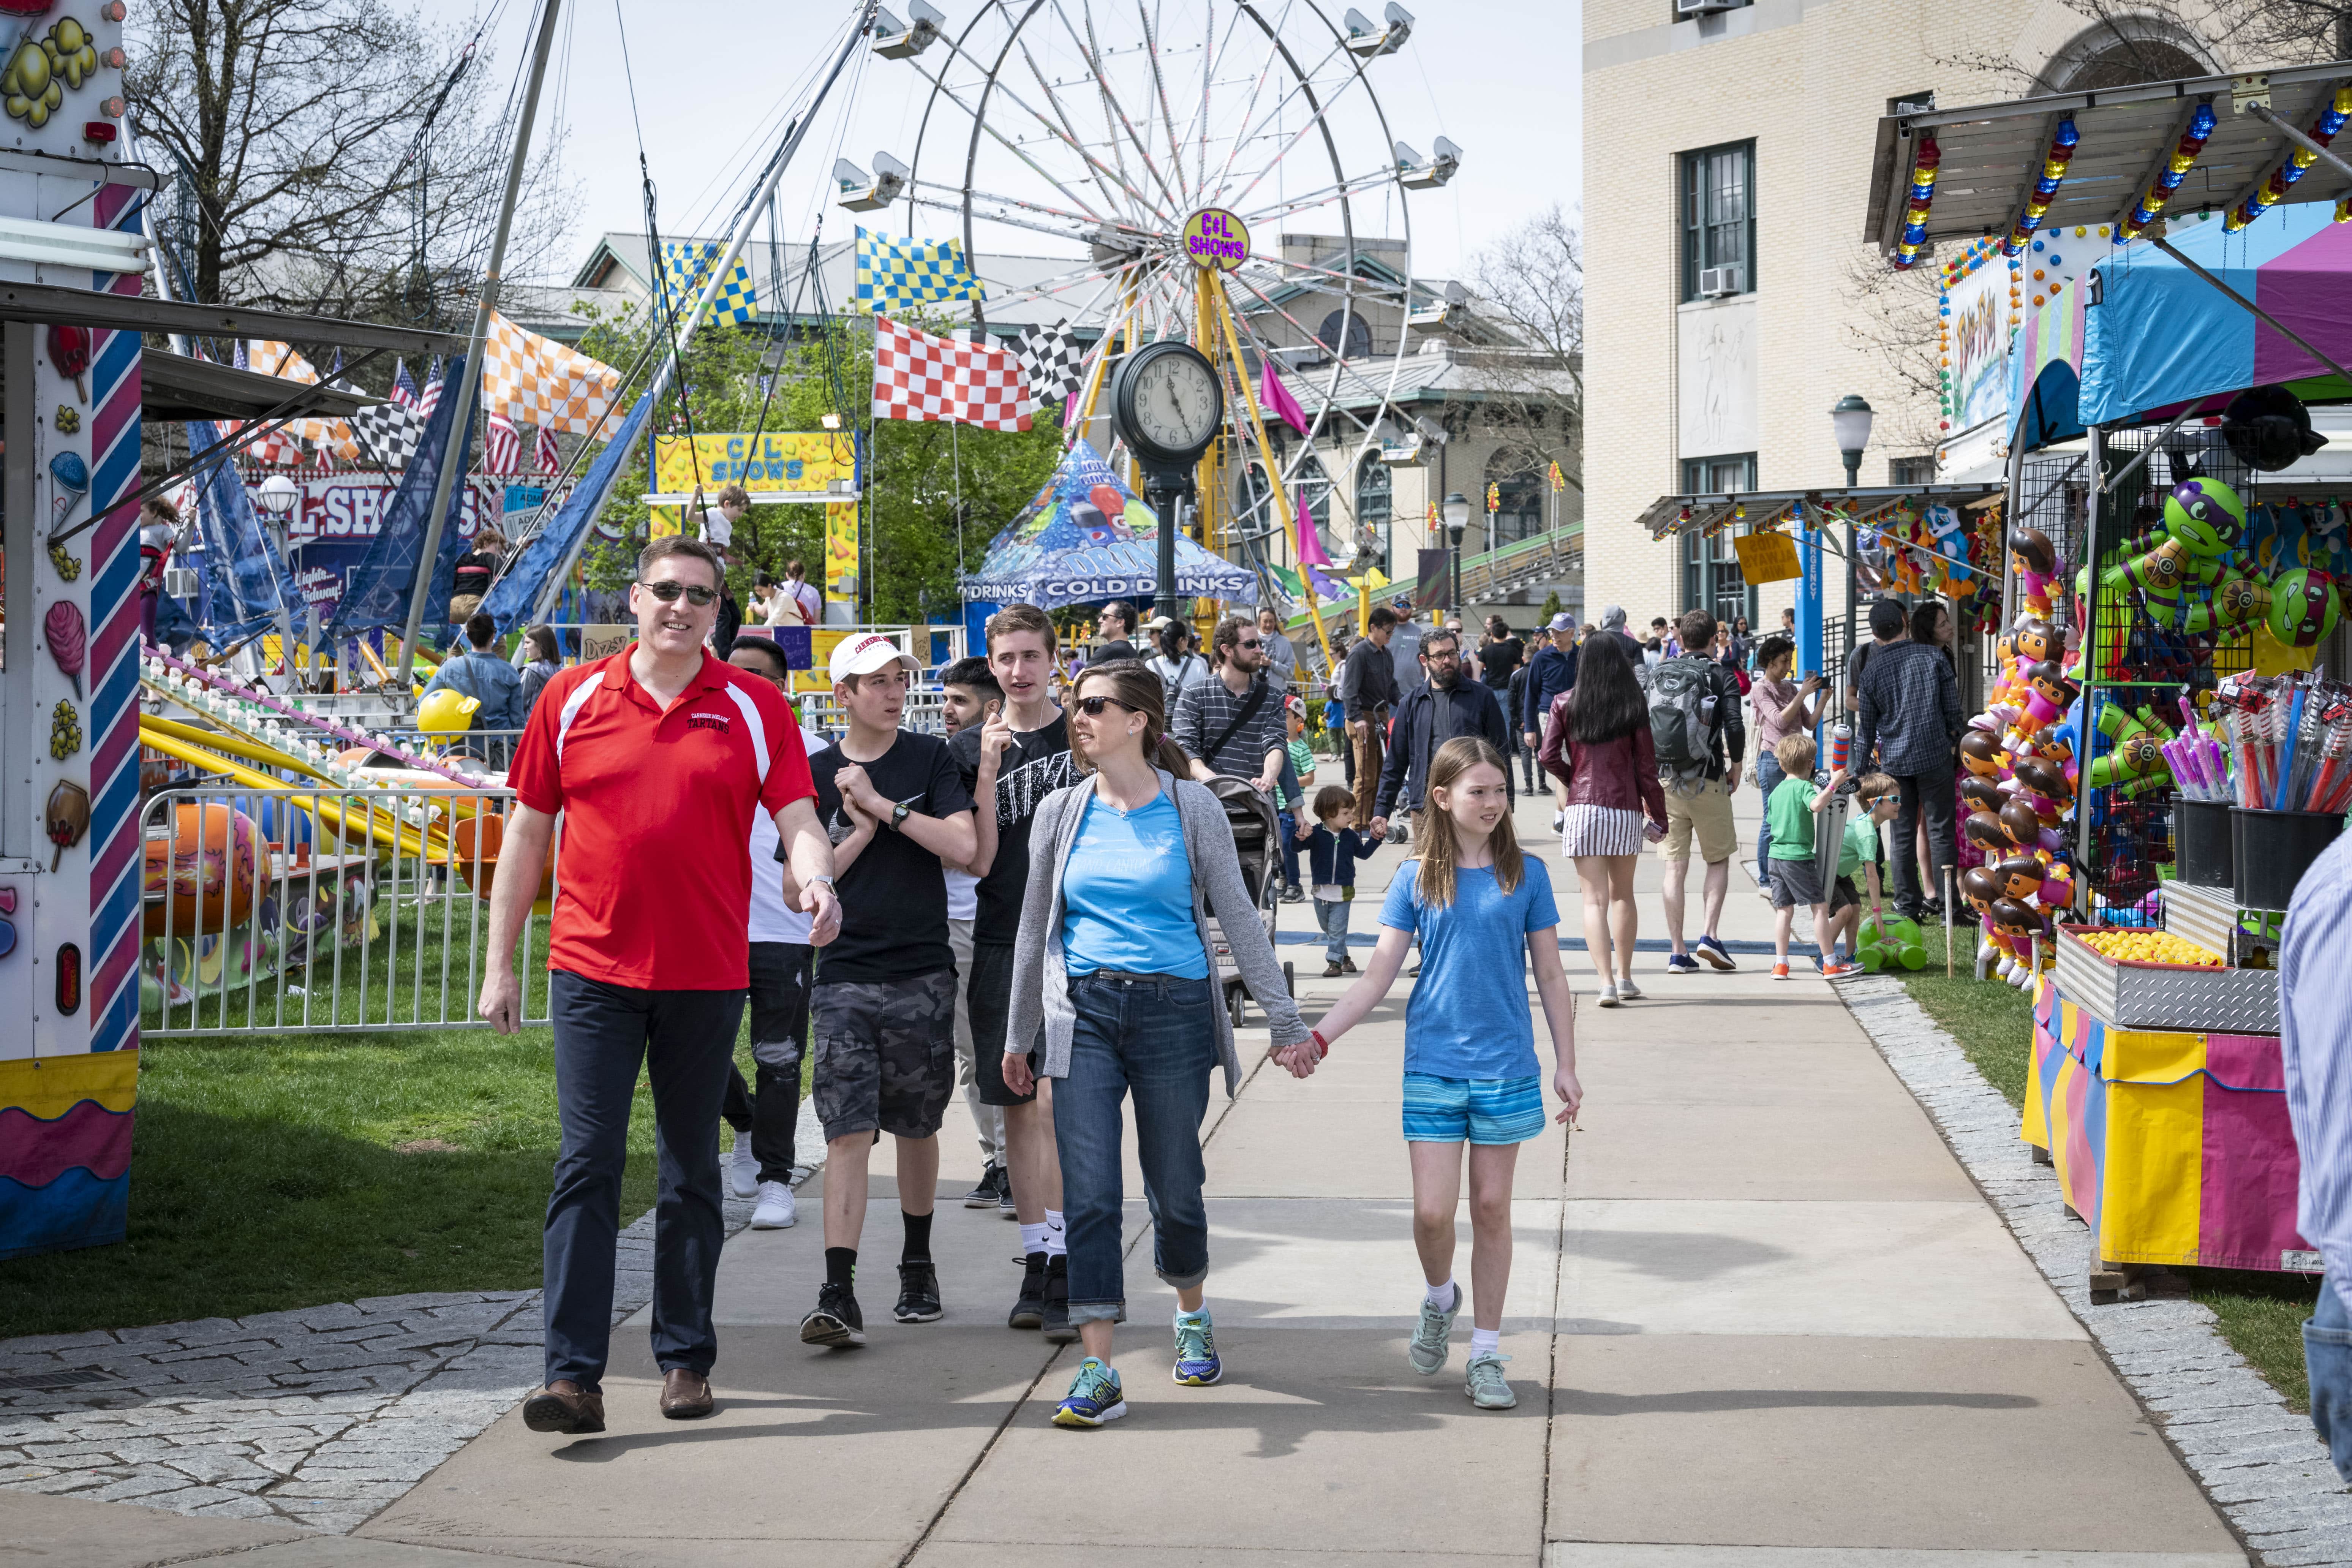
[1464,1351,1516,1410]
[1053,1357,1126,1428]
[1408,1283,1461,1376]
[1173,1309,1222,1386]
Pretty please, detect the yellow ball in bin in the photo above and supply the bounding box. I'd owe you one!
[417,687,481,735]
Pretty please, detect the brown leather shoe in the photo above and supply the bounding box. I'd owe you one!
[659,1367,714,1420]
[521,1380,605,1434]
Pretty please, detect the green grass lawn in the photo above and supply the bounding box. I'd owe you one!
[1895,923,2320,1410]
[0,908,788,1341]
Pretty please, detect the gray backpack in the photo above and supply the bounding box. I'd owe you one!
[1648,657,1722,778]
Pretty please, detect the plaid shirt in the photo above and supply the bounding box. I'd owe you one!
[1172,671,1285,780]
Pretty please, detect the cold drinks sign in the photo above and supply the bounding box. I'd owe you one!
[1184,208,1249,271]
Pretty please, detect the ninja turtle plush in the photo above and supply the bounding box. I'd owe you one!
[2165,475,2248,556]
[2269,566,2341,648]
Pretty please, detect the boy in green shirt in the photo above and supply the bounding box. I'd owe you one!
[1823,771,1898,966]
[1278,696,1319,902]
[1764,732,1862,980]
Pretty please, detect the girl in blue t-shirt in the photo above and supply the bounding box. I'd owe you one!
[1288,737,1581,1412]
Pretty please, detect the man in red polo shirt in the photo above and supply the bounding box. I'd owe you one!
[478,536,838,1436]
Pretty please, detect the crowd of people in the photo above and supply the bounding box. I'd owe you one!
[475,536,1965,1439]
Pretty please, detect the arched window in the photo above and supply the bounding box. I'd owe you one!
[1316,308,1373,360]
[2039,16,2213,91]
[1484,449,1547,549]
[1354,456,1391,574]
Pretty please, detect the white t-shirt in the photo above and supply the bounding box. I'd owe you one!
[697,507,733,549]
[749,723,828,943]
[945,866,978,922]
[781,577,821,626]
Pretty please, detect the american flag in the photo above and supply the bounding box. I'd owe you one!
[484,410,520,474]
[416,357,444,421]
[535,424,560,476]
[389,360,420,411]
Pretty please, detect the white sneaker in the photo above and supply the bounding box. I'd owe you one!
[1616,979,1643,1001]
[728,1138,759,1199]
[1596,982,1620,1008]
[751,1180,796,1229]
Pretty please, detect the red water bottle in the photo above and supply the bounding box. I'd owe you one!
[1830,722,1852,773]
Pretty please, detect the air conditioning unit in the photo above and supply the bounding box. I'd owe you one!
[1676,0,1743,17]
[1696,264,1743,297]
[164,567,200,598]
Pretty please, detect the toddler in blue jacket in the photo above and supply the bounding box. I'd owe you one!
[1295,785,1385,975]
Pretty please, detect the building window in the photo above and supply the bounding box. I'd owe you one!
[1681,453,1757,625]
[1889,455,1938,485]
[1486,450,1547,548]
[1671,0,1751,19]
[1316,308,1373,360]
[1353,455,1391,574]
[1680,142,1755,301]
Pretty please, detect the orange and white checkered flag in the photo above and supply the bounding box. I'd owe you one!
[248,340,360,463]
[479,310,623,439]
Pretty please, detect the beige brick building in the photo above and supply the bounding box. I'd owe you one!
[1580,0,2233,630]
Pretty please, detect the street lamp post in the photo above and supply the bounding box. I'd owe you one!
[1442,490,1470,616]
[1830,394,1874,683]
[254,473,303,683]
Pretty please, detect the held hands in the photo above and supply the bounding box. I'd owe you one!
[1367,816,1389,841]
[1269,1037,1320,1078]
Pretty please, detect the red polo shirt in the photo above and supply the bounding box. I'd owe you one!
[508,645,813,990]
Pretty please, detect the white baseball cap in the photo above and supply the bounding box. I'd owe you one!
[829,632,921,683]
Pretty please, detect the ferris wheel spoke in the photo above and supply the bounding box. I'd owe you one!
[1015,36,1153,229]
[1217,49,1367,211]
[903,52,1121,228]
[1238,250,1416,303]
[1200,9,1291,212]
[1056,0,1184,221]
[1137,2,1192,209]
[1227,268,1403,423]
[1237,167,1399,228]
[913,176,1106,236]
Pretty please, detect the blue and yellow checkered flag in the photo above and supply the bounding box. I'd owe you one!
[854,227,984,314]
[659,242,757,326]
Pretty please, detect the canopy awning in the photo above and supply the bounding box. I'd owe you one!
[140,349,381,423]
[961,438,1257,609]
[1866,61,2352,262]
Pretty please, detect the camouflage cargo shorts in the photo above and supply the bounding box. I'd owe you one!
[810,969,957,1142]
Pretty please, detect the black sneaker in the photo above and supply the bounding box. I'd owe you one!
[800,1281,865,1347]
[997,1168,1017,1217]
[1007,1250,1048,1330]
[963,1164,1005,1208]
[1042,1253,1078,1344]
[894,1259,942,1323]
[1919,898,1947,921]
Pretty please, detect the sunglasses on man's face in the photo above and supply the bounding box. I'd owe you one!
[637,579,718,606]
[1236,638,1263,650]
[1073,694,1137,716]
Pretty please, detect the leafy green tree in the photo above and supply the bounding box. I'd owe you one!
[1539,588,1563,623]
[567,305,1061,624]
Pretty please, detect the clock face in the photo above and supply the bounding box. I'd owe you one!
[1124,346,1223,460]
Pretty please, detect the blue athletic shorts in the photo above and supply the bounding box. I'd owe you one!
[1402,1072,1547,1145]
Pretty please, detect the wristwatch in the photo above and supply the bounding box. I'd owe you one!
[889,802,912,832]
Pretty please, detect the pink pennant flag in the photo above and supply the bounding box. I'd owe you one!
[1294,487,1332,567]
[1260,358,1310,438]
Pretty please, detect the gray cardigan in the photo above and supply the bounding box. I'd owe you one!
[1005,769,1311,1097]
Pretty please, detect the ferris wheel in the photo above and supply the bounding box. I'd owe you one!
[834,0,1457,574]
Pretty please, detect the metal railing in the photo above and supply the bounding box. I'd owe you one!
[141,784,551,1038]
[374,728,530,771]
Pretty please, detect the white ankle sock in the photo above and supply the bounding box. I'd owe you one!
[1020,1222,1048,1255]
[1425,1278,1456,1309]
[1470,1327,1501,1357]
[1044,1209,1067,1257]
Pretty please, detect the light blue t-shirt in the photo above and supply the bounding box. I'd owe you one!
[1061,791,1209,979]
[1380,857,1560,1080]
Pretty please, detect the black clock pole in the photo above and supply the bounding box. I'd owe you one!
[1148,467,1187,626]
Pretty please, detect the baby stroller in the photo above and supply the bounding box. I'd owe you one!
[1204,775,1295,1026]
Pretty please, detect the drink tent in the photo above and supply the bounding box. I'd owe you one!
[960,439,1256,610]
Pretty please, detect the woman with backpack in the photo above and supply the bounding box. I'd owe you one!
[1537,634,1666,1007]
[1146,616,1209,706]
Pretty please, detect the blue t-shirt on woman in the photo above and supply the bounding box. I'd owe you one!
[1061,790,1209,979]
[1380,858,1560,1080]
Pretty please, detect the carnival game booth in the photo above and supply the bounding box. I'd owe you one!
[1863,60,2352,1296]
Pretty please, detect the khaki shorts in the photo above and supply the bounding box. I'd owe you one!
[1660,776,1738,864]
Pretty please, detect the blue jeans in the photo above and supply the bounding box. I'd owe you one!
[544,972,743,1391]
[1053,972,1217,1325]
[1755,752,1786,887]
[1277,809,1302,890]
[1314,896,1351,964]
[2307,1275,2352,1481]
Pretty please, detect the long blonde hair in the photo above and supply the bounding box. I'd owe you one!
[1414,737,1522,909]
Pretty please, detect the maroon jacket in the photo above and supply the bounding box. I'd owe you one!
[1539,692,1668,829]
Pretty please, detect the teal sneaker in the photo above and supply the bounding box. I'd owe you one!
[1464,1351,1516,1410]
[1053,1357,1127,1428]
[1408,1283,1461,1376]
[1172,1309,1222,1386]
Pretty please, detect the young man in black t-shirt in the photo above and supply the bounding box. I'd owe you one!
[795,634,976,1347]
[951,604,1084,1340]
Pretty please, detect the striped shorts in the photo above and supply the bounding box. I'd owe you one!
[1560,804,1644,857]
[1402,1073,1548,1146]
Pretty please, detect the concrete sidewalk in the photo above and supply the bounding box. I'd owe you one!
[14,785,2252,1567]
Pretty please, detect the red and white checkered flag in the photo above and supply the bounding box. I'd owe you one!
[871,316,1034,433]
[484,411,521,474]
[535,424,561,476]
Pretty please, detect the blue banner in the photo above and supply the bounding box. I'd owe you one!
[484,384,655,636]
[185,420,294,637]
[326,355,477,637]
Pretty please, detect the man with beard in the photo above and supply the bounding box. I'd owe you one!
[1370,626,1511,841]
[1170,613,1287,790]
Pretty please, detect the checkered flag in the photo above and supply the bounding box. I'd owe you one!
[348,387,422,469]
[872,316,1034,433]
[1011,320,1084,405]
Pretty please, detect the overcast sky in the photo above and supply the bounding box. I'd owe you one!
[425,0,1579,288]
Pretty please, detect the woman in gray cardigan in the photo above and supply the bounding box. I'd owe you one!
[1004,659,1312,1429]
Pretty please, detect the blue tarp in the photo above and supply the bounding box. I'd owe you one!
[484,385,656,636]
[186,420,295,637]
[325,355,477,639]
